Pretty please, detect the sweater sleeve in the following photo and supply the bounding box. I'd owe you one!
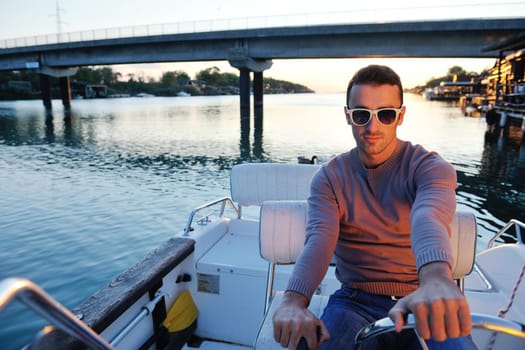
[410,152,457,272]
[286,166,340,300]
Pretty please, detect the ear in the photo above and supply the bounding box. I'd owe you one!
[397,106,406,126]
[344,106,351,125]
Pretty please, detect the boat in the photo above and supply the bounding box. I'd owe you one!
[1,162,525,349]
[459,93,488,118]
[422,88,436,100]
[177,91,191,97]
[428,81,484,102]
[136,92,155,98]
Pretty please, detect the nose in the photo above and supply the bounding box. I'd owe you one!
[365,112,381,130]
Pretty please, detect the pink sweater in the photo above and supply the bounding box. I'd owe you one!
[287,139,457,299]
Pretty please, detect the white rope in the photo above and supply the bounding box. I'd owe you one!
[485,259,525,350]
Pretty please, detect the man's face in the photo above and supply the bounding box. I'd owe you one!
[346,83,405,167]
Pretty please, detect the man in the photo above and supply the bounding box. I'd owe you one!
[272,65,477,350]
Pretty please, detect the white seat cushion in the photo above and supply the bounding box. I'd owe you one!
[259,200,308,264]
[450,211,477,279]
[230,163,320,207]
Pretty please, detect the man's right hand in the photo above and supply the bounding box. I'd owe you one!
[272,291,330,349]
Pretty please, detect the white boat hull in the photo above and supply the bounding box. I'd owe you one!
[2,163,524,350]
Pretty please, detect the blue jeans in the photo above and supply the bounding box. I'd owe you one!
[303,287,478,350]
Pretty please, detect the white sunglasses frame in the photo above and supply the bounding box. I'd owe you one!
[345,106,404,126]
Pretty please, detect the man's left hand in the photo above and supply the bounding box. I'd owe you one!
[388,261,472,342]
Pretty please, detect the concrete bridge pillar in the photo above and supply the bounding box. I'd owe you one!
[253,71,264,131]
[252,71,264,160]
[239,68,251,148]
[229,47,272,155]
[37,66,78,109]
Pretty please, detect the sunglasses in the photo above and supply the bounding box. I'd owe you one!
[345,107,403,126]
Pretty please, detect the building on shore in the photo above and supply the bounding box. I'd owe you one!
[71,82,107,99]
[483,48,525,142]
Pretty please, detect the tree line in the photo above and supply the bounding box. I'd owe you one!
[0,66,314,100]
[405,65,490,94]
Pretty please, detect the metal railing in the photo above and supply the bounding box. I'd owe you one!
[183,196,239,235]
[0,2,522,49]
[109,292,165,347]
[488,218,525,247]
[0,277,114,350]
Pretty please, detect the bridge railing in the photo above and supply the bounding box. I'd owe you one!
[0,2,522,49]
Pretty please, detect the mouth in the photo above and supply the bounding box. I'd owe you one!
[362,133,382,143]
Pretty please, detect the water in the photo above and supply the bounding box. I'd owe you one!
[0,93,524,349]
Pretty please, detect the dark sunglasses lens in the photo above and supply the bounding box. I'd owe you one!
[351,110,371,125]
[377,109,397,125]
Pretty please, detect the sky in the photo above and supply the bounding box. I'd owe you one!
[1,0,524,92]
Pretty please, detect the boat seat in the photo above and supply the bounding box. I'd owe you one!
[230,163,320,215]
[254,200,477,349]
[255,200,330,349]
[192,164,320,346]
[449,211,478,281]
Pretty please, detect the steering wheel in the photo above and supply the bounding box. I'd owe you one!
[354,313,525,350]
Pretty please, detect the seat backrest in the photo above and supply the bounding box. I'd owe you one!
[257,203,478,347]
[230,163,320,208]
[259,200,308,264]
[450,211,477,279]
[259,200,477,280]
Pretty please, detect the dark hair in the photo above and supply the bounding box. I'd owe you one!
[346,65,403,106]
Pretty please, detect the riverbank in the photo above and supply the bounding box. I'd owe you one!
[0,66,315,101]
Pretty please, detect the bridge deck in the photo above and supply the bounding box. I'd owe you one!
[0,18,523,72]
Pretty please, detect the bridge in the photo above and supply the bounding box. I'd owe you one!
[0,15,524,136]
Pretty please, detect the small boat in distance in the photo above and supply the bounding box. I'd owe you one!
[459,93,488,117]
[136,92,155,98]
[1,163,524,350]
[428,81,485,101]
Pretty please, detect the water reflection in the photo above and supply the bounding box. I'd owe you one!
[252,126,264,161]
[44,112,55,144]
[0,102,270,172]
[456,135,525,241]
[0,97,523,221]
[0,107,82,147]
[62,111,76,147]
[239,104,266,161]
